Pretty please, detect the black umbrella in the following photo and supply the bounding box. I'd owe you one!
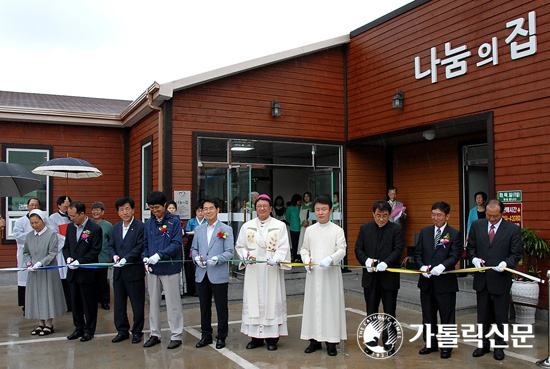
[32,157,103,197]
[0,161,43,197]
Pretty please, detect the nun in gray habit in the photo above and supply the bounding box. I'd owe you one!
[23,209,67,336]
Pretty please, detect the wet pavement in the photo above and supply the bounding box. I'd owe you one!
[1,269,549,368]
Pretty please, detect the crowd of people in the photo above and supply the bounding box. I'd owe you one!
[5,189,521,361]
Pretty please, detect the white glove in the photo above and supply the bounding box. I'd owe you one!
[32,261,42,271]
[113,255,121,264]
[420,265,430,278]
[114,258,127,268]
[66,257,74,265]
[267,254,281,266]
[143,257,152,273]
[68,260,80,270]
[472,257,484,269]
[147,253,160,265]
[242,252,252,265]
[376,261,388,272]
[195,255,206,269]
[365,258,375,273]
[493,261,507,272]
[431,264,445,276]
[319,256,333,269]
[304,258,313,273]
[207,256,219,266]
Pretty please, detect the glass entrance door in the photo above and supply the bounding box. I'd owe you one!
[462,143,489,238]
[198,164,251,229]
[229,165,251,232]
[308,169,342,225]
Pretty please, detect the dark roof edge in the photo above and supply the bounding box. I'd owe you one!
[350,0,431,38]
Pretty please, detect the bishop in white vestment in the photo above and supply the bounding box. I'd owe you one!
[235,194,291,351]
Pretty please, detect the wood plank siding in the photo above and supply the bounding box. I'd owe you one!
[346,0,550,299]
[128,112,160,216]
[345,145,387,265]
[169,48,346,193]
[0,121,124,267]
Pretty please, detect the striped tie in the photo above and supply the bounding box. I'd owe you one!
[434,228,441,249]
[489,224,495,244]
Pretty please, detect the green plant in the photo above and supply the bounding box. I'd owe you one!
[520,227,549,279]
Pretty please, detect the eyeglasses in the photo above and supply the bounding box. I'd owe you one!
[202,206,216,212]
[374,214,389,219]
[256,205,270,209]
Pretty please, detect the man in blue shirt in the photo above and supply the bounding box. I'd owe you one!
[142,191,184,350]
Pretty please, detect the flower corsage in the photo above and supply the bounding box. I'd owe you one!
[159,225,170,237]
[437,233,450,248]
[217,229,227,239]
[81,230,91,243]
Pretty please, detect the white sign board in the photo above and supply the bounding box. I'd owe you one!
[174,191,191,219]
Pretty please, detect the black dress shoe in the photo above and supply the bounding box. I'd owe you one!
[246,338,264,349]
[67,331,84,340]
[143,336,161,348]
[327,343,337,356]
[216,339,225,349]
[101,302,110,310]
[112,334,129,343]
[167,340,182,349]
[132,334,142,344]
[440,350,451,359]
[267,343,277,351]
[419,346,438,355]
[472,346,490,357]
[494,348,505,360]
[304,340,322,353]
[80,334,93,342]
[196,337,213,348]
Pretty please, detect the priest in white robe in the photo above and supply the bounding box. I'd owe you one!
[300,195,347,357]
[235,194,291,351]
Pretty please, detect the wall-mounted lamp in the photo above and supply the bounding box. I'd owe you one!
[271,99,281,117]
[392,91,404,109]
[422,130,436,141]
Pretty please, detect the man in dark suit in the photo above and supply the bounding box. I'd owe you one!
[63,201,102,342]
[108,197,145,344]
[467,199,522,361]
[414,201,462,359]
[355,200,404,353]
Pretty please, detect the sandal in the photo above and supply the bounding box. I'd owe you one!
[39,326,54,336]
[31,325,45,335]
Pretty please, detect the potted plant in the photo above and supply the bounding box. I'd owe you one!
[511,227,549,324]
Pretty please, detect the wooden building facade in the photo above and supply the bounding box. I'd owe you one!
[1,0,548,305]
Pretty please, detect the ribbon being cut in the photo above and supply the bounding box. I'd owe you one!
[1,259,543,284]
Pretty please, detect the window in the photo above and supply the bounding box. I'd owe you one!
[141,140,152,221]
[5,147,50,240]
[197,137,342,168]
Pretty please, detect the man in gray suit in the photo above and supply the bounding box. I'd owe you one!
[192,198,234,350]
[388,187,407,226]
[467,199,522,361]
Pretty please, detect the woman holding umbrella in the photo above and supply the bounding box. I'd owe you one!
[23,209,67,336]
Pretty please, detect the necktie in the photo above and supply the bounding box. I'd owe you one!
[434,228,441,249]
[489,224,495,244]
